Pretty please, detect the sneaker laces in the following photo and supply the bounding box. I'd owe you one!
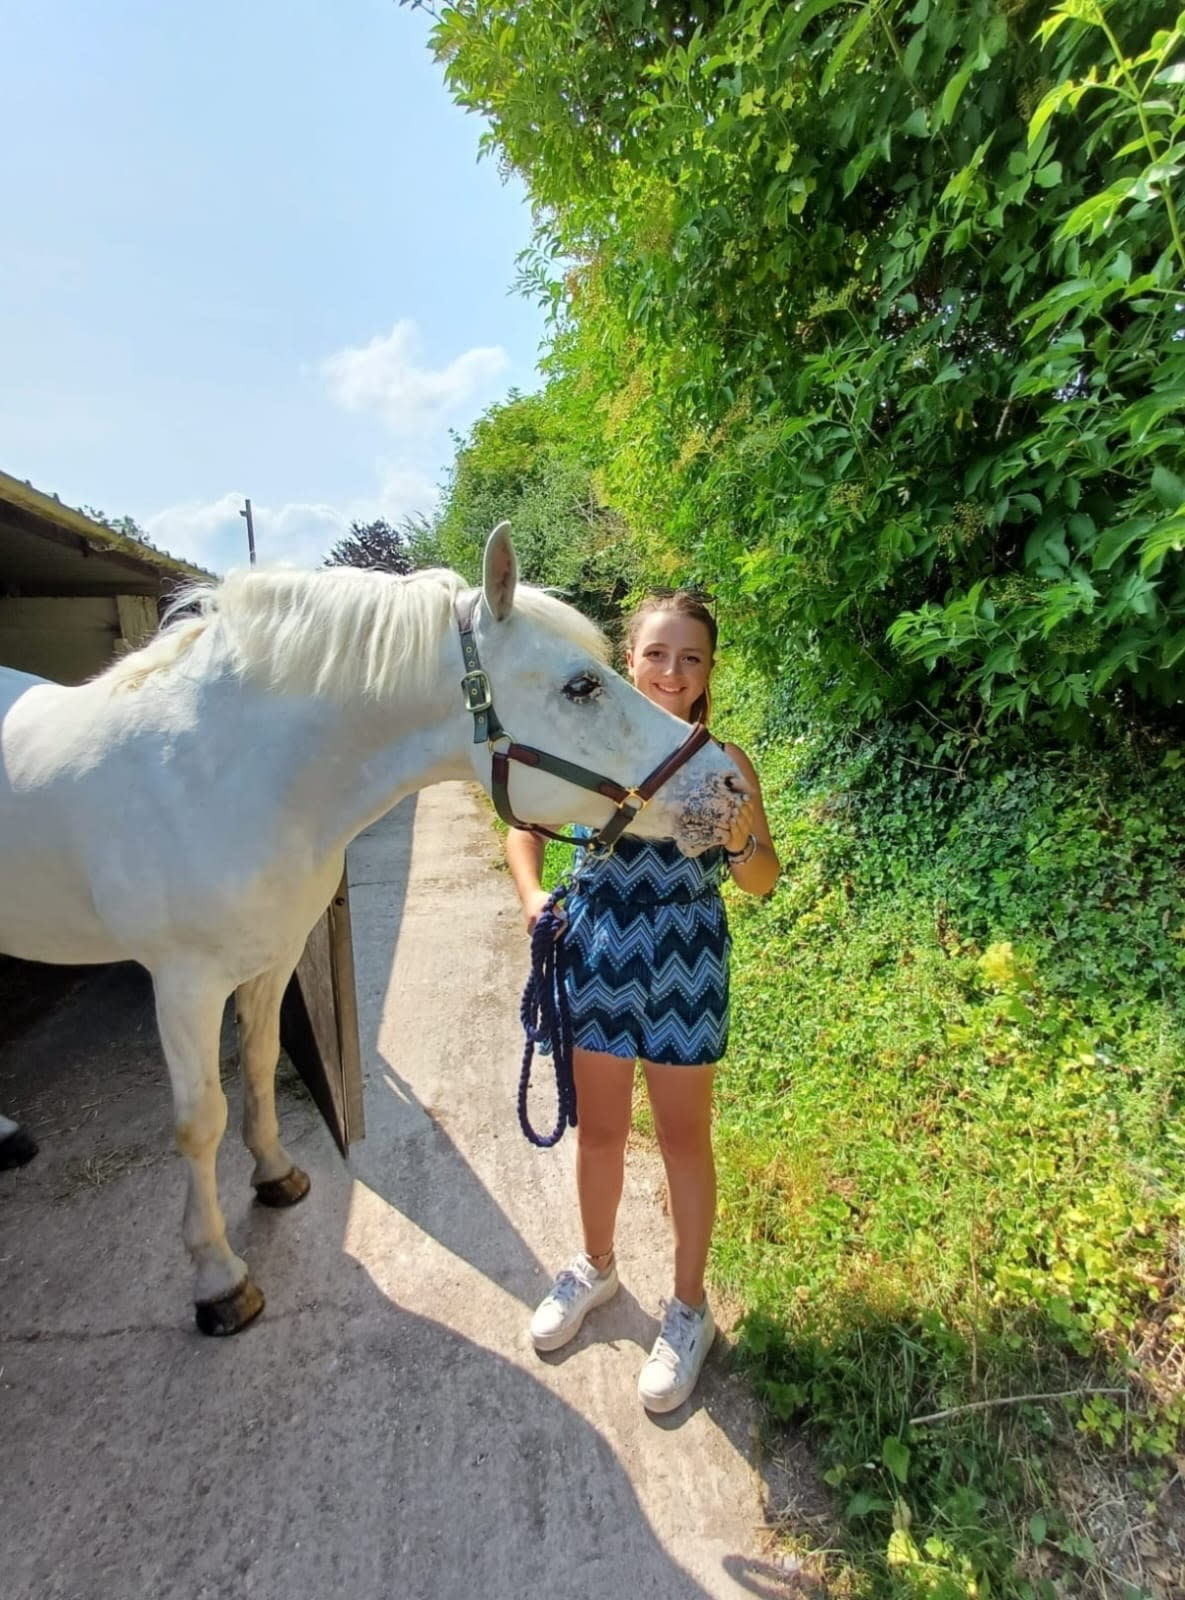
[548,1255,599,1308]
[649,1299,703,1373]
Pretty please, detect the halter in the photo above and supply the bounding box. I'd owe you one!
[455,592,712,854]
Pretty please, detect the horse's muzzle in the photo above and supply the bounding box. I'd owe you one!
[674,770,749,857]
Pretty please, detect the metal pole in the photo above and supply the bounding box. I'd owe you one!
[239,498,257,565]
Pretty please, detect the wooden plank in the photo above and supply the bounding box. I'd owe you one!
[328,875,365,1142]
[0,595,119,683]
[284,911,349,1153]
[115,593,159,651]
[279,873,364,1154]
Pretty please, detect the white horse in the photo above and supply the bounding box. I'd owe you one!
[0,525,744,1333]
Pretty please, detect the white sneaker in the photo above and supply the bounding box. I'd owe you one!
[637,1297,716,1412]
[529,1252,619,1352]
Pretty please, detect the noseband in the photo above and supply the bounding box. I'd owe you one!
[455,593,711,853]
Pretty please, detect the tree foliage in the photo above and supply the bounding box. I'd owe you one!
[424,0,1185,737]
[433,389,647,627]
[323,517,421,574]
[83,506,155,547]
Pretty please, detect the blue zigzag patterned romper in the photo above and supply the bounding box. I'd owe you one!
[563,833,731,1066]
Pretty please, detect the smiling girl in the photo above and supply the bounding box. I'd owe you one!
[506,588,779,1413]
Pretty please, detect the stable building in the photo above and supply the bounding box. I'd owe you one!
[0,469,209,682]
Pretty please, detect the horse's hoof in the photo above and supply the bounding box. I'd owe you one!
[194,1276,265,1336]
[0,1125,39,1170]
[253,1166,311,1208]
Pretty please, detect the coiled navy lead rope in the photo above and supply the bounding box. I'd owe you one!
[517,883,578,1147]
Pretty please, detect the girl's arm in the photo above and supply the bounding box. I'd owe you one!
[721,744,780,897]
[505,827,552,930]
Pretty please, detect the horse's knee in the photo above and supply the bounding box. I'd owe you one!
[175,1097,227,1160]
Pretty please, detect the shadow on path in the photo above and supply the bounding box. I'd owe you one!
[344,793,551,1306]
[0,964,734,1600]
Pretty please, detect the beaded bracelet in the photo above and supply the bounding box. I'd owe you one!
[725,832,757,867]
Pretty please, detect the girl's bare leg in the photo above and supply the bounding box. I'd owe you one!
[642,1061,717,1306]
[573,1047,636,1264]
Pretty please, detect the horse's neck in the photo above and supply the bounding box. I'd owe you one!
[13,627,473,865]
[219,661,470,856]
[315,706,472,845]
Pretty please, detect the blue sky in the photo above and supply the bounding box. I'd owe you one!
[1,0,547,573]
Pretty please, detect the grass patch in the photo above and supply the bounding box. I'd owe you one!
[710,666,1185,1598]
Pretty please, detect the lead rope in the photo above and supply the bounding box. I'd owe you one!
[517,882,578,1147]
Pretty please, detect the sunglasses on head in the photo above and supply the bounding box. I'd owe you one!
[645,586,717,612]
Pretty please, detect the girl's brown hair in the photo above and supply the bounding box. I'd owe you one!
[624,589,718,726]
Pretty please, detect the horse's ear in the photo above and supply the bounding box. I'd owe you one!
[482,521,517,623]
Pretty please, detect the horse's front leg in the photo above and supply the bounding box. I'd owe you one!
[236,964,310,1208]
[153,964,264,1336]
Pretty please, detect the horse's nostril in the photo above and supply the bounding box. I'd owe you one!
[725,774,748,796]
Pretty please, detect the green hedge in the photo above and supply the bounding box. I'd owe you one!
[711,662,1184,1596]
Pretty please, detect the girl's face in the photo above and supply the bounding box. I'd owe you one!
[626,610,714,723]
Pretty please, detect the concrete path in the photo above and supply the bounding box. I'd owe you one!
[1,783,816,1600]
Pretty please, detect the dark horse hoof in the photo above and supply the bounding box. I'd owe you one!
[253,1166,311,1208]
[195,1276,265,1336]
[0,1125,39,1170]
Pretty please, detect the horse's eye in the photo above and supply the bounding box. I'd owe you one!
[563,672,602,702]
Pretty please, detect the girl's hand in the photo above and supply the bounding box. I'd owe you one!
[724,796,757,856]
[523,887,553,933]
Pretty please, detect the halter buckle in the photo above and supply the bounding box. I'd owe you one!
[616,788,648,813]
[461,669,492,715]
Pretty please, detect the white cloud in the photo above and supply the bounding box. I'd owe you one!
[320,319,509,435]
[142,324,489,575]
[145,470,441,576]
[145,491,346,573]
[374,462,440,520]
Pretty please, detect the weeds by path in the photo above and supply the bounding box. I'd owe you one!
[709,666,1185,1599]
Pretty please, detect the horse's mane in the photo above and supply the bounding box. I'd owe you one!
[99,565,608,699]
